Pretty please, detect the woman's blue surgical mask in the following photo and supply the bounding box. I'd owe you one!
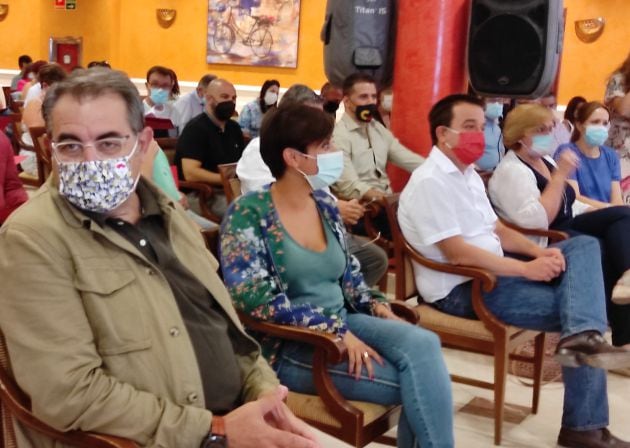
[296,150,344,190]
[530,134,555,156]
[150,88,169,105]
[484,102,503,120]
[584,125,609,147]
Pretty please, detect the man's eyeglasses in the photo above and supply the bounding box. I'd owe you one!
[51,135,133,162]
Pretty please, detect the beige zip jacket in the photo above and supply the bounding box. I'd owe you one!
[0,177,279,448]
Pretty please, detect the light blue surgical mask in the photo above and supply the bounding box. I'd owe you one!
[150,88,169,105]
[484,102,503,120]
[530,134,555,156]
[296,150,344,190]
[584,125,609,147]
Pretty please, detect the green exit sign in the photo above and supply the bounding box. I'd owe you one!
[66,0,76,10]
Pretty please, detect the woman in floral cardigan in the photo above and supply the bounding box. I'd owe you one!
[220,104,453,448]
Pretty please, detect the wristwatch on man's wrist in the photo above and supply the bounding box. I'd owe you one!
[200,416,228,448]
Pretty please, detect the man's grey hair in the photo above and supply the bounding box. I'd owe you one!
[198,73,217,89]
[278,84,322,109]
[42,68,144,135]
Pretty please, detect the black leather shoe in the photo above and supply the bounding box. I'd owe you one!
[558,427,630,447]
[555,331,630,369]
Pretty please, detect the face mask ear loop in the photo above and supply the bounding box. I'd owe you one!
[290,149,317,192]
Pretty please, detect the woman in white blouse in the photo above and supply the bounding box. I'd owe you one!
[488,104,630,350]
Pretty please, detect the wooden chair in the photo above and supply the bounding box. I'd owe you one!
[1,87,10,113]
[0,330,138,448]
[2,87,22,114]
[155,137,221,224]
[1,113,22,155]
[9,119,44,188]
[28,126,51,186]
[238,300,418,448]
[384,194,548,445]
[217,163,241,204]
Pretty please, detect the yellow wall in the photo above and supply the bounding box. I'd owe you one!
[0,1,43,64]
[0,0,327,89]
[558,0,630,105]
[1,0,628,102]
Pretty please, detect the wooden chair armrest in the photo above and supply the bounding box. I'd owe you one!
[403,240,496,292]
[0,364,138,447]
[500,219,568,243]
[390,300,419,324]
[179,180,214,196]
[237,312,347,364]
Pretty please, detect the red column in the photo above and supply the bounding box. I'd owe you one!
[388,0,470,192]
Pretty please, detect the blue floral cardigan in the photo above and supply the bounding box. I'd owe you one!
[219,186,387,365]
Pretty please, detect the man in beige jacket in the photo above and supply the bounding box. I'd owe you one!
[0,68,319,448]
[332,72,424,203]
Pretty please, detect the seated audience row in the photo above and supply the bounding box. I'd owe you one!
[489,103,630,349]
[398,94,630,448]
[2,67,630,448]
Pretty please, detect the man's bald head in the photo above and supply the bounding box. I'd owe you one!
[207,78,235,97]
[205,78,237,122]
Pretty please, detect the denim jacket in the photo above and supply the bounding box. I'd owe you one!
[220,186,387,364]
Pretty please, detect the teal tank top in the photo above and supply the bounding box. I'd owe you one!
[281,219,346,316]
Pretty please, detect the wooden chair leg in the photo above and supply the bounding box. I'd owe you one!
[494,336,508,445]
[531,332,546,414]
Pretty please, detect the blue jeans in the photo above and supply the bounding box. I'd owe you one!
[433,235,609,430]
[275,313,454,448]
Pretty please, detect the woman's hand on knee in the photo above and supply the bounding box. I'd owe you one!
[343,331,384,380]
[373,303,406,322]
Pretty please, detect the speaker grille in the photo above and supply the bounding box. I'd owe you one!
[470,14,543,93]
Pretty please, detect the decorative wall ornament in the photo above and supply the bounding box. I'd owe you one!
[157,8,177,28]
[0,4,9,21]
[575,17,605,43]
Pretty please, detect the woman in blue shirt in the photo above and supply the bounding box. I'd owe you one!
[554,101,624,207]
[221,104,453,448]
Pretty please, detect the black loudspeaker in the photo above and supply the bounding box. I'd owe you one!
[467,0,564,97]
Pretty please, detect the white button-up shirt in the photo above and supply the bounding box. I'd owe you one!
[399,147,503,303]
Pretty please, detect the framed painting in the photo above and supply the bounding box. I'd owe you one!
[207,0,300,68]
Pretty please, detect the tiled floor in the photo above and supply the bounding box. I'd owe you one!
[312,347,630,447]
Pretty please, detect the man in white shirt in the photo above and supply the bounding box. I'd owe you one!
[174,74,217,130]
[237,84,388,287]
[399,93,630,448]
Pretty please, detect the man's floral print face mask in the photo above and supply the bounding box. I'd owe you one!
[55,137,140,213]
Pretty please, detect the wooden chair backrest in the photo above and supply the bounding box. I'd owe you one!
[217,163,241,204]
[28,127,50,184]
[383,194,420,301]
[155,137,178,166]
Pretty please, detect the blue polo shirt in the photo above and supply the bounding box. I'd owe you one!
[554,142,621,202]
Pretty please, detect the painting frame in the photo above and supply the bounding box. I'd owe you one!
[206,0,301,68]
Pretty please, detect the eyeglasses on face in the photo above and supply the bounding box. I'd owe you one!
[51,135,133,162]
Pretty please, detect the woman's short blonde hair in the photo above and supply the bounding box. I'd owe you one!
[502,104,554,150]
